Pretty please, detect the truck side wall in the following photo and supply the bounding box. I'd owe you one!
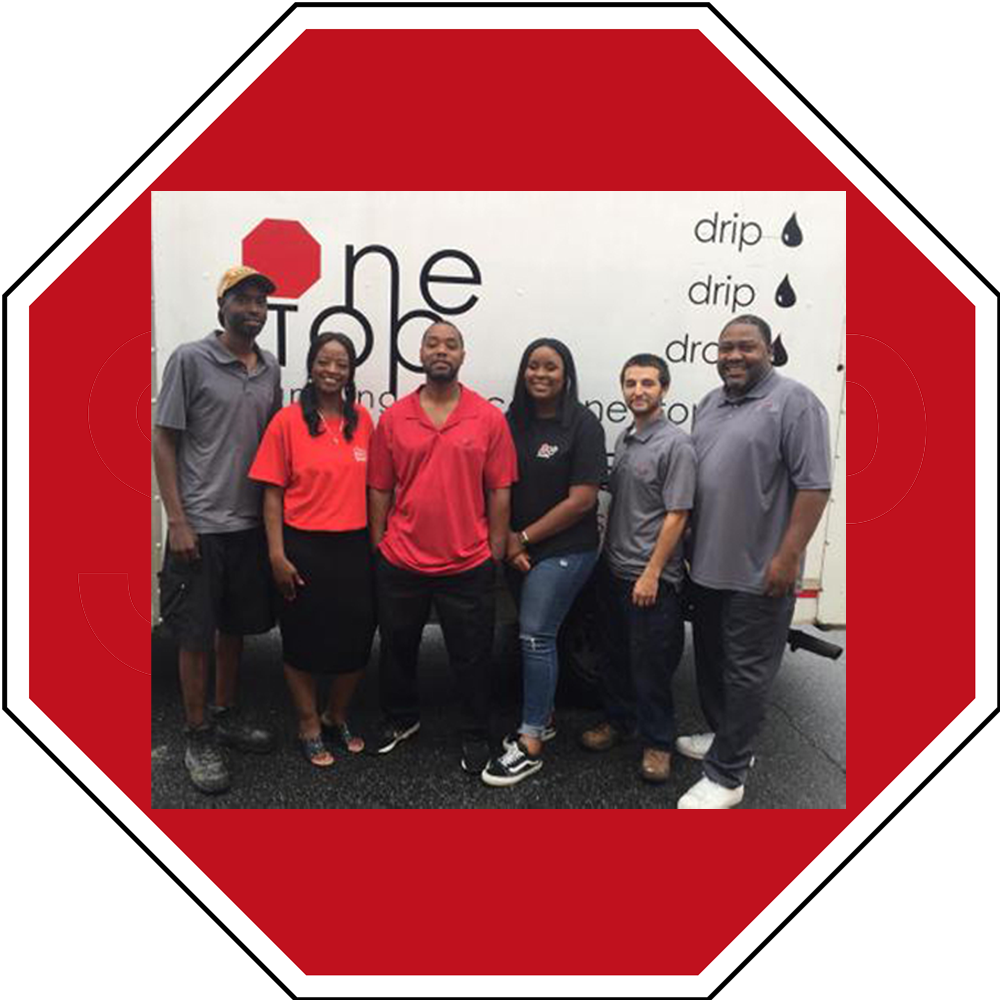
[151,191,846,625]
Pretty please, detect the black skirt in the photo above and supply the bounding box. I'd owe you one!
[278,525,375,674]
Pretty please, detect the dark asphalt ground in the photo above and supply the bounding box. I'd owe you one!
[151,621,846,810]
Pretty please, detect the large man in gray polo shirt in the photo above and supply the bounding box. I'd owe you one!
[580,353,697,784]
[678,314,831,809]
[153,266,283,795]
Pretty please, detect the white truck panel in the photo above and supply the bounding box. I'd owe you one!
[151,190,845,624]
[819,323,848,624]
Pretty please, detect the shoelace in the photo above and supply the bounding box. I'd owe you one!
[498,743,528,768]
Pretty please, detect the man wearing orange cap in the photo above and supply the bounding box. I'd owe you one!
[153,267,283,795]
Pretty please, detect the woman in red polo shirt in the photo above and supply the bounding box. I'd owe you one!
[250,332,375,766]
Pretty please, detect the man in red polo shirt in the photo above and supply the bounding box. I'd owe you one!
[368,321,518,773]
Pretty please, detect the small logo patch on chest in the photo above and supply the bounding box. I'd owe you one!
[353,447,367,462]
[536,443,559,459]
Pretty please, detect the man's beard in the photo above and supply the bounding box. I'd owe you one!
[425,364,457,383]
[720,362,769,396]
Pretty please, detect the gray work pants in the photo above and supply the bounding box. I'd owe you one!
[691,583,796,788]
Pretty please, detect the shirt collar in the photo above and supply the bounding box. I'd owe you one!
[719,367,778,406]
[406,383,476,428]
[625,410,667,443]
[204,330,269,369]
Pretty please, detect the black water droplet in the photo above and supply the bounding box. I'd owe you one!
[775,274,797,308]
[772,334,788,367]
[782,212,803,247]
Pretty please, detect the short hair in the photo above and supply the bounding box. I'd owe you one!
[216,289,232,328]
[722,314,773,347]
[620,353,670,390]
[422,320,464,348]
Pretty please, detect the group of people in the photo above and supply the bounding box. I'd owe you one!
[153,264,832,809]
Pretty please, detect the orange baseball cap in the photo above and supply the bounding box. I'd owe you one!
[216,265,277,300]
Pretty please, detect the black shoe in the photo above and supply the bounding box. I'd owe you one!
[184,726,230,794]
[374,720,420,755]
[461,738,491,775]
[210,705,275,754]
[482,741,544,787]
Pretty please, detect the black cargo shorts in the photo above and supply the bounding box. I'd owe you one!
[158,527,275,651]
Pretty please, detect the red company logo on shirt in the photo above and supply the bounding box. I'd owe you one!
[537,443,560,459]
[353,447,367,463]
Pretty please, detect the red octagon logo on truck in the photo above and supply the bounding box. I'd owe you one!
[243,218,321,299]
[2,10,994,999]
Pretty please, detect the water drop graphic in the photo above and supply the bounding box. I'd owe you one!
[772,334,788,367]
[781,212,803,247]
[775,274,797,308]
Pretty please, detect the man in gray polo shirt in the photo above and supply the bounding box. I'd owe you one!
[153,266,283,794]
[580,353,697,784]
[678,314,831,809]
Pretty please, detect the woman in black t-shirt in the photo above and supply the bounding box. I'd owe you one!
[481,338,607,787]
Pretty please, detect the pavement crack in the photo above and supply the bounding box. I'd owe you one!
[767,699,846,776]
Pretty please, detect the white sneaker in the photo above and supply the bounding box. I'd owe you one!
[677,776,745,809]
[675,732,715,760]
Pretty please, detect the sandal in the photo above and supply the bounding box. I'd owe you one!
[321,713,365,754]
[299,733,334,768]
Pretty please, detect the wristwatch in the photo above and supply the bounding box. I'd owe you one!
[519,530,530,547]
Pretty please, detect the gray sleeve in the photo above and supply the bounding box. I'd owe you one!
[782,389,832,489]
[270,371,283,422]
[661,437,697,511]
[608,429,628,497]
[263,350,283,421]
[155,348,189,431]
[691,389,715,431]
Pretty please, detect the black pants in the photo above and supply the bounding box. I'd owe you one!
[691,582,796,788]
[595,559,685,750]
[376,555,496,741]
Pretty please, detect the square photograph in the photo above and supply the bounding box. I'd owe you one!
[149,189,846,809]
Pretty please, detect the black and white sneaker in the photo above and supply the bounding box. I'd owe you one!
[501,720,557,751]
[481,741,544,787]
[460,739,491,775]
[374,721,420,754]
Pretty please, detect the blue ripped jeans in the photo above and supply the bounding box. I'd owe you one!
[507,550,599,739]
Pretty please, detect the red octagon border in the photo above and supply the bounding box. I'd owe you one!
[3,11,992,996]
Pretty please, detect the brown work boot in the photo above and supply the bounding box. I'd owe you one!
[640,748,672,783]
[579,721,627,752]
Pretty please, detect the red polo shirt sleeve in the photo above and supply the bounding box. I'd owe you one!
[367,409,396,492]
[484,408,518,489]
[249,406,293,487]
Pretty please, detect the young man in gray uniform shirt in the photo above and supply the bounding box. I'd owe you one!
[580,354,697,784]
[678,315,831,809]
[153,266,283,794]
